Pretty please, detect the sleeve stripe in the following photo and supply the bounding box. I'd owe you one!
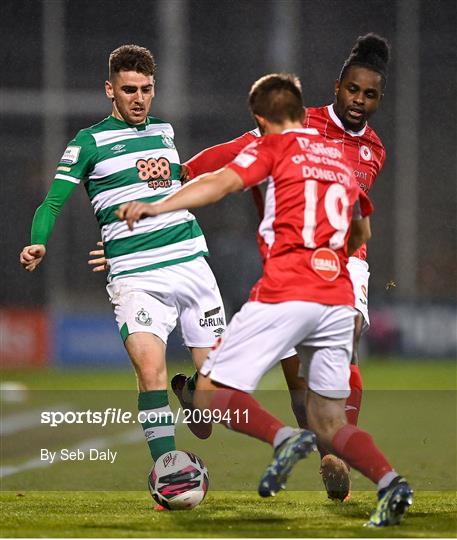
[54,174,81,184]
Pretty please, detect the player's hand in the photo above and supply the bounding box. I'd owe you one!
[20,244,46,272]
[88,241,109,273]
[180,164,191,185]
[115,201,158,231]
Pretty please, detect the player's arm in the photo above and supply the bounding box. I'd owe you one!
[347,192,373,255]
[117,139,272,230]
[20,130,96,272]
[184,131,258,178]
[348,217,371,256]
[116,169,244,230]
[20,180,77,271]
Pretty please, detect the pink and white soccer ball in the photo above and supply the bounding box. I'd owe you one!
[148,450,209,510]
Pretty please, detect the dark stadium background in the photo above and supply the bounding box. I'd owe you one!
[1,0,456,367]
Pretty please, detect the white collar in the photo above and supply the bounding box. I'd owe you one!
[282,127,319,135]
[327,104,367,137]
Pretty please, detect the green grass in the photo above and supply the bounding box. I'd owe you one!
[1,360,456,537]
[1,491,456,538]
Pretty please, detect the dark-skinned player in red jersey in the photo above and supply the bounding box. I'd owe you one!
[169,34,390,502]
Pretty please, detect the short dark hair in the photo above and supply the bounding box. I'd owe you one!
[109,44,156,79]
[248,73,304,124]
[339,33,390,89]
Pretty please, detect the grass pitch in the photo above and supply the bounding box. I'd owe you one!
[1,359,456,537]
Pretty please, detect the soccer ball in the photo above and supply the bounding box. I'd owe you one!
[148,450,209,510]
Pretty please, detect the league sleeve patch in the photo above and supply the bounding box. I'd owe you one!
[60,145,81,165]
[233,152,257,168]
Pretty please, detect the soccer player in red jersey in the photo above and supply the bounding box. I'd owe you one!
[176,33,390,500]
[116,74,412,527]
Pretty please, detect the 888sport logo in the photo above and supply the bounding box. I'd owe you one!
[136,157,172,189]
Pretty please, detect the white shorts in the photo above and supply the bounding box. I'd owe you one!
[106,257,226,347]
[200,301,355,398]
[279,258,370,362]
[347,256,370,332]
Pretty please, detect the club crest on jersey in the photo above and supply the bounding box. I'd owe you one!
[135,308,152,326]
[161,133,175,149]
[60,145,81,165]
[360,145,372,161]
[311,248,341,282]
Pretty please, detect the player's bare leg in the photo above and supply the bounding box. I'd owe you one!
[281,355,308,427]
[125,333,176,461]
[170,347,213,439]
[347,312,364,424]
[282,354,350,501]
[305,389,412,526]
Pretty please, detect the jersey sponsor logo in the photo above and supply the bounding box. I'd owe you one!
[56,166,72,172]
[360,145,372,161]
[199,316,225,328]
[135,308,152,326]
[110,144,126,154]
[233,152,257,168]
[200,306,225,328]
[136,157,172,189]
[310,248,341,281]
[60,145,81,165]
[161,133,175,149]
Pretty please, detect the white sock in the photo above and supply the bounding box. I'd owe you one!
[273,426,296,449]
[378,470,399,491]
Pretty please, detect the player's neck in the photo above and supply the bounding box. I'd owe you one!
[265,120,303,135]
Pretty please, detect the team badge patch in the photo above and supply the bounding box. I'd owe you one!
[161,133,175,149]
[135,308,152,326]
[360,145,372,161]
[60,145,81,165]
[311,248,341,281]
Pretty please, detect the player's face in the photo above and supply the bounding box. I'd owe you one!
[105,70,154,125]
[334,66,383,131]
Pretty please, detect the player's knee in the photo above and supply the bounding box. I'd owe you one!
[135,363,167,391]
[307,408,346,448]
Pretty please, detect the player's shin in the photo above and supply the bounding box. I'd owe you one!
[331,424,394,484]
[203,386,286,445]
[138,390,176,461]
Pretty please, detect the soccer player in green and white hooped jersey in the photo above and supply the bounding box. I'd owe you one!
[20,44,225,464]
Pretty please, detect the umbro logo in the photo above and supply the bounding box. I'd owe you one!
[111,144,126,153]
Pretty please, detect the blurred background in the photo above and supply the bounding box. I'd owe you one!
[1,0,456,368]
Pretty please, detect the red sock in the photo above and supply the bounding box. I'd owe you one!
[345,364,363,425]
[332,424,393,484]
[210,388,284,445]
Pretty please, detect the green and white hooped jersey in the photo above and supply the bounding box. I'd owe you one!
[55,116,208,277]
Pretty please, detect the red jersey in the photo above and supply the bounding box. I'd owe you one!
[185,104,385,260]
[227,128,373,306]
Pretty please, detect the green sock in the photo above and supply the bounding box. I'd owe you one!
[138,390,176,461]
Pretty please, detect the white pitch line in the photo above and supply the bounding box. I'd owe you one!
[0,404,71,436]
[0,428,143,478]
